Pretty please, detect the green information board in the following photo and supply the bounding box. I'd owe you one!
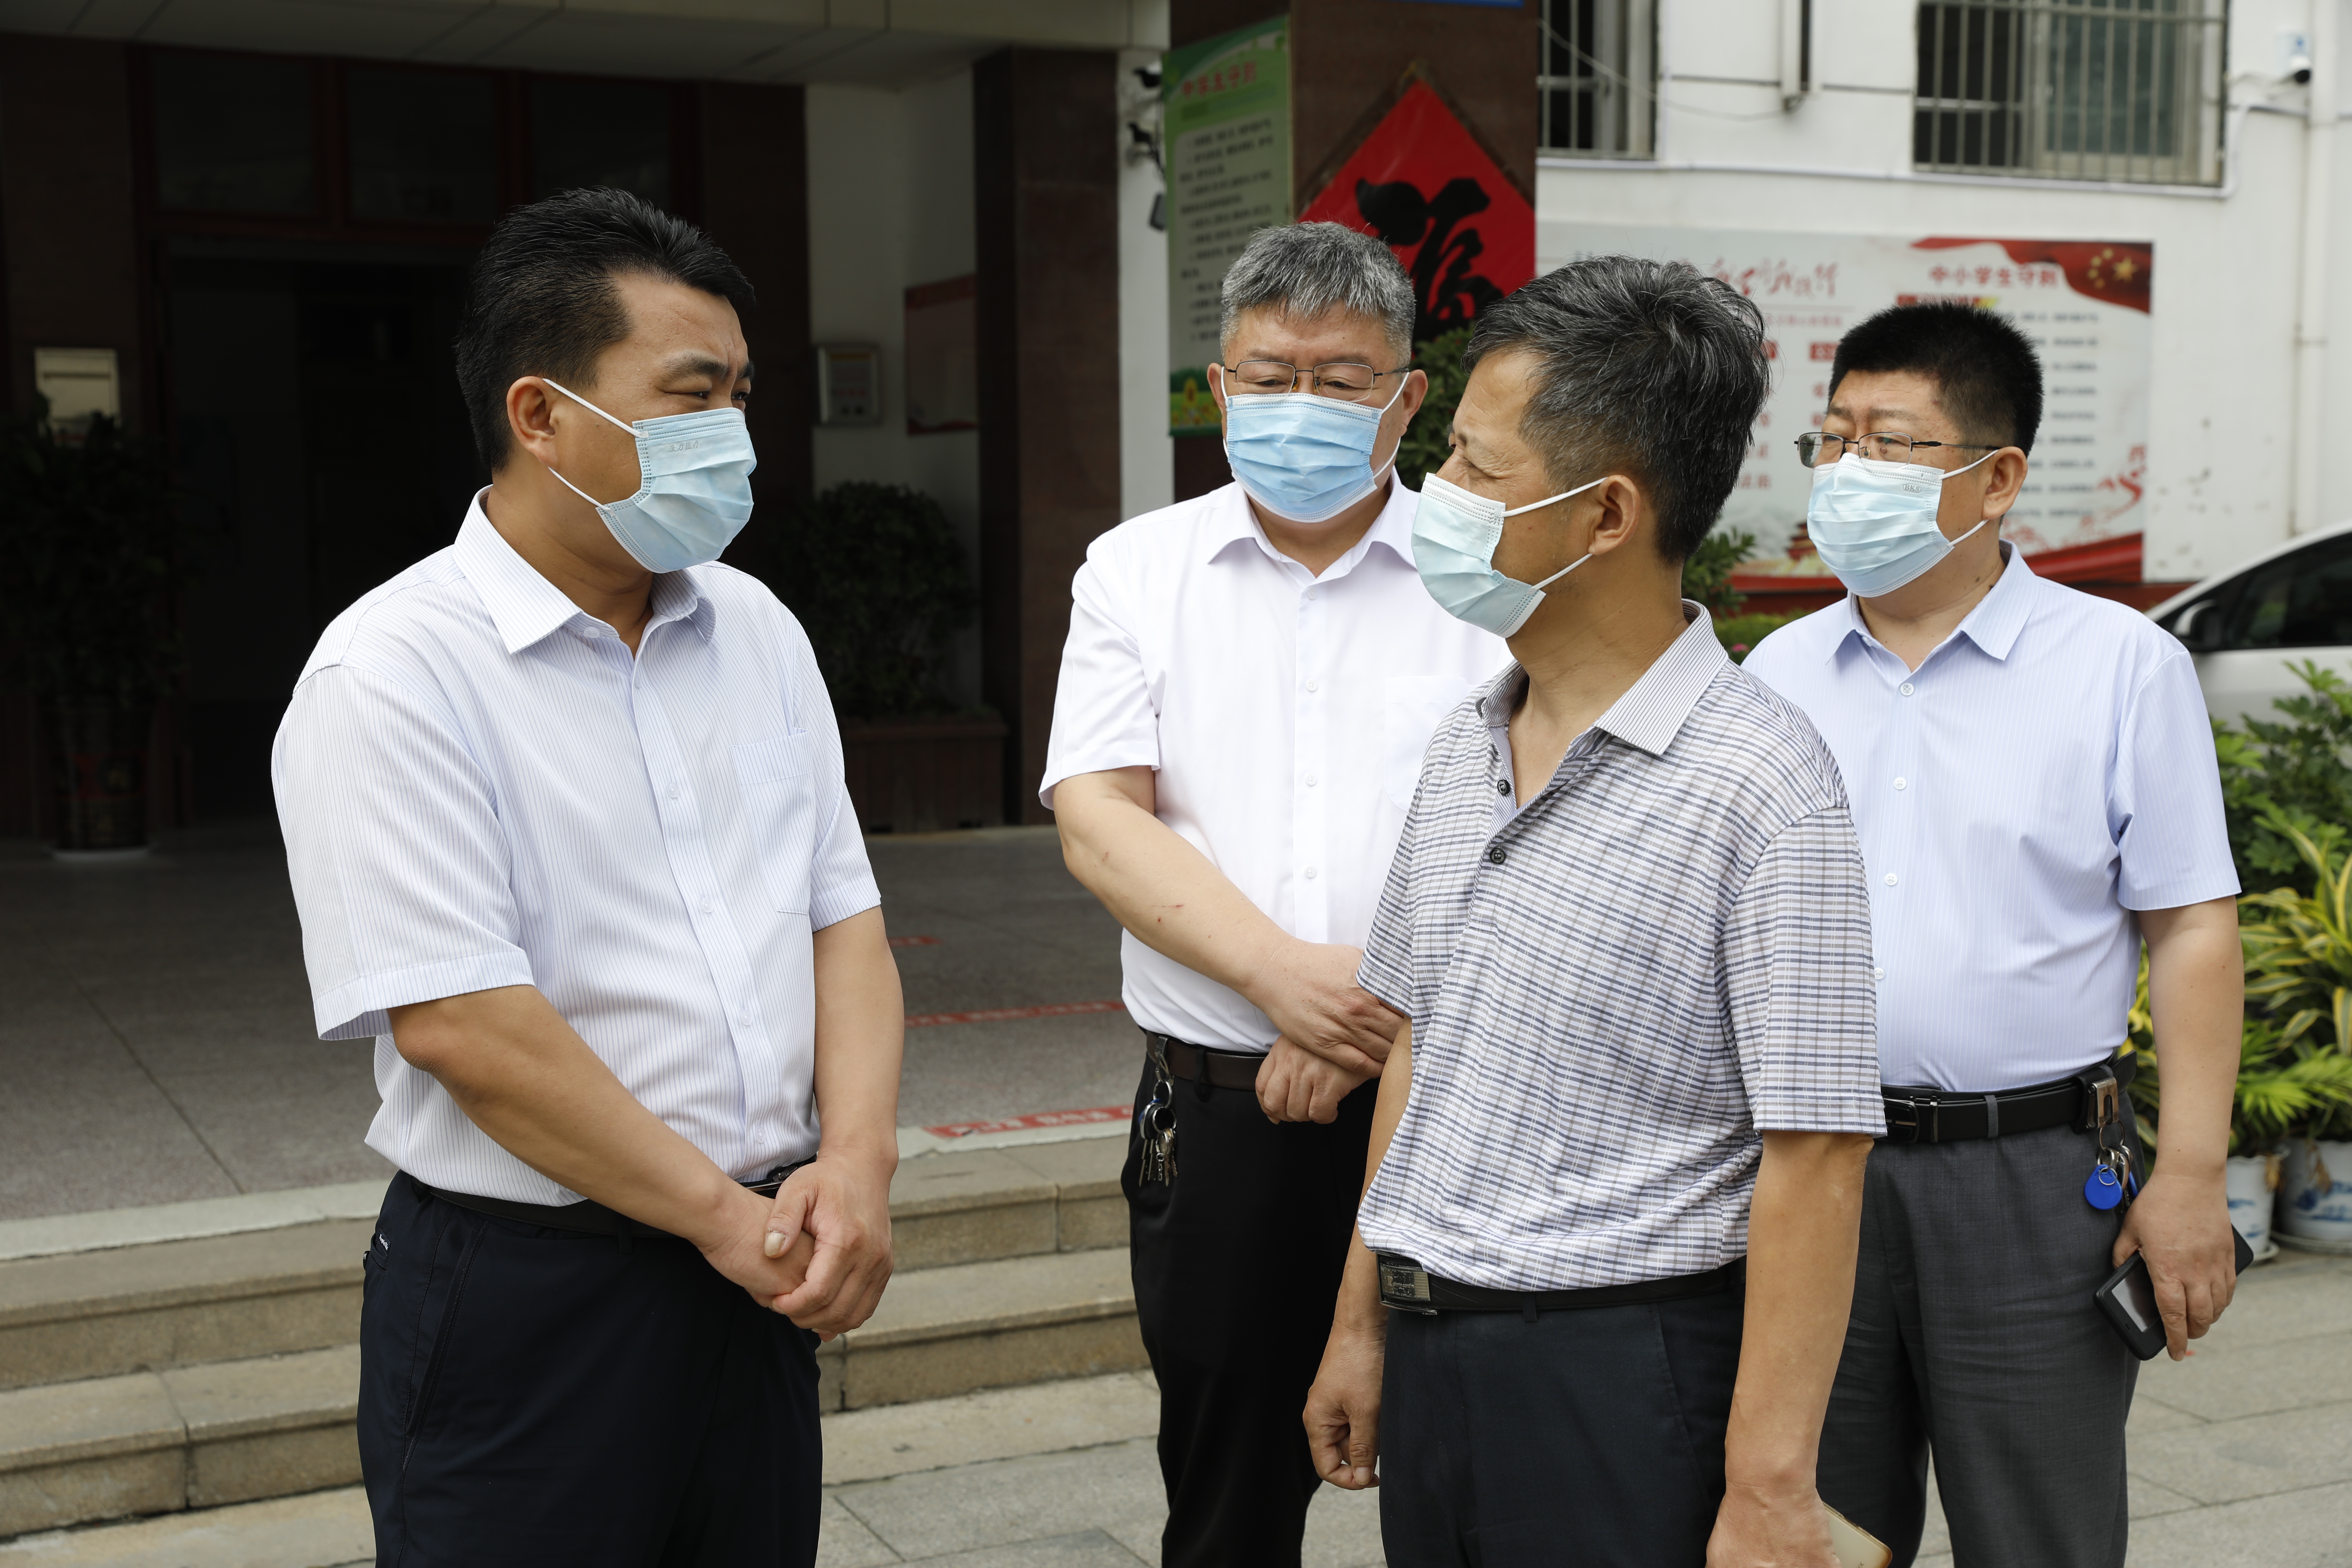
[1163,17,1291,436]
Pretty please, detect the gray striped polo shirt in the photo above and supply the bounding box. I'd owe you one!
[1356,606,1884,1292]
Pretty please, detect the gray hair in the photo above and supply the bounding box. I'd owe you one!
[1219,223,1416,360]
[1465,256,1769,563]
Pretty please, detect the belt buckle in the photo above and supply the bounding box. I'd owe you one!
[1378,1258,1437,1315]
[1883,1094,1939,1144]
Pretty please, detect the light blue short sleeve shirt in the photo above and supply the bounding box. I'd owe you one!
[1741,545,2238,1092]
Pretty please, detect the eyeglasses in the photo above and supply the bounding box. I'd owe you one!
[1794,432,2003,468]
[1220,360,1411,402]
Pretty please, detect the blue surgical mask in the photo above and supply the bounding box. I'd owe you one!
[1806,449,1996,598]
[1221,374,1406,523]
[542,379,757,573]
[1412,472,1606,638]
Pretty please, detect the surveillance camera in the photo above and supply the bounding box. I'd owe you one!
[2290,53,2314,85]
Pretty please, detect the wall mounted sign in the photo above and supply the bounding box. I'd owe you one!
[1301,76,1533,345]
[904,275,978,435]
[1164,16,1291,437]
[1539,222,2154,584]
[814,342,880,427]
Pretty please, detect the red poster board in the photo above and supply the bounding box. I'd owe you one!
[1300,80,1533,341]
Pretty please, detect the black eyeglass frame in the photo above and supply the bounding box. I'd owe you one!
[1218,359,1416,399]
[1794,431,2005,468]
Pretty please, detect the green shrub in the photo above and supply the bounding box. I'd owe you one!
[1714,613,1792,664]
[1394,326,1470,490]
[2214,662,2352,897]
[0,403,197,705]
[770,482,977,721]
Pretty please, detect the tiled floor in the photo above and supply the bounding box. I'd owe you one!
[805,1255,2352,1568]
[0,820,1137,1221]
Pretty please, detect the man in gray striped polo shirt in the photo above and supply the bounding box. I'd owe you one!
[1303,258,1886,1566]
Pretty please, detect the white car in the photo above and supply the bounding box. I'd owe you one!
[2145,519,2352,730]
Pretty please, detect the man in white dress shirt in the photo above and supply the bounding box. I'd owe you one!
[272,189,903,1566]
[1045,223,1505,1567]
[1742,302,2243,1568]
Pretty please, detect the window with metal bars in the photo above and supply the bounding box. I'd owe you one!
[1914,0,2228,185]
[1540,0,1657,158]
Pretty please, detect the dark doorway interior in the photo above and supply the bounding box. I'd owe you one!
[170,241,483,817]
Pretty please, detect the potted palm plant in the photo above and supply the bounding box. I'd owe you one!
[0,403,193,855]
[767,481,997,832]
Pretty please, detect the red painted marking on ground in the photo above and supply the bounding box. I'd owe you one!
[902,999,1128,1028]
[888,935,942,948]
[925,1105,1133,1139]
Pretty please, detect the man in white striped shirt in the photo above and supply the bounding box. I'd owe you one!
[272,189,903,1567]
[1743,302,2243,1568]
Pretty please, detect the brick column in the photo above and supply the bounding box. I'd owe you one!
[974,48,1123,824]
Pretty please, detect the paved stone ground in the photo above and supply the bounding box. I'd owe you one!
[816,1252,2352,1567]
[0,820,1133,1221]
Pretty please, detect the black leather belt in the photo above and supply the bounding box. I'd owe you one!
[413,1160,812,1240]
[1879,1054,2135,1145]
[1144,1030,1264,1092]
[1378,1253,1744,1315]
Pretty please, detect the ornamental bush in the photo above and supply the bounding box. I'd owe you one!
[769,482,977,721]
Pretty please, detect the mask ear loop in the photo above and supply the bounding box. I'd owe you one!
[1938,447,2003,552]
[1507,475,1611,590]
[537,377,646,514]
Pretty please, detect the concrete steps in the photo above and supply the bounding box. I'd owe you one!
[0,1130,1141,1546]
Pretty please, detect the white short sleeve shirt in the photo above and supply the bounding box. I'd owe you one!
[1041,480,1509,1050]
[1742,545,2238,1092]
[271,496,881,1202]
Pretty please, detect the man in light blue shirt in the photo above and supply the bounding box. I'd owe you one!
[1743,302,2242,1568]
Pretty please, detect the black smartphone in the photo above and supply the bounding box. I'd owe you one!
[2094,1228,2256,1360]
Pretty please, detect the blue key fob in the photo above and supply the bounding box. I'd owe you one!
[2084,1165,2125,1211]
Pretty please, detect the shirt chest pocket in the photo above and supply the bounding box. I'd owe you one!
[732,735,818,914]
[1381,676,1470,813]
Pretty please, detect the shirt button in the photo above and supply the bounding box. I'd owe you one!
[1488,847,1507,866]
[667,783,680,801]
[1304,774,1318,788]
[1874,966,1886,980]
[736,1010,752,1028]
[1884,872,1899,886]
[1900,682,1915,696]
[1304,589,1318,601]
[699,898,714,915]
[1893,777,1908,791]
[1305,679,1320,693]
[1496,778,1512,796]
[1304,865,1319,879]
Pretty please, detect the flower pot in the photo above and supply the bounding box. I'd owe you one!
[2225,1150,2281,1260]
[48,700,152,853]
[841,713,1007,834]
[2278,1139,2352,1252]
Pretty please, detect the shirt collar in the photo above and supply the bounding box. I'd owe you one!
[1477,601,1728,759]
[1826,540,2034,665]
[1202,475,1419,573]
[453,491,715,656]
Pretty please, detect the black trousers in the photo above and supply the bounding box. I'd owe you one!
[1816,1122,2143,1568]
[1121,1051,1377,1568]
[359,1172,823,1568]
[1377,1282,1745,1567]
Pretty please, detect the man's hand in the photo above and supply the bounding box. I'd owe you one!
[1303,1321,1385,1490]
[1251,941,1404,1076]
[2113,1167,2235,1360]
[1706,1481,1839,1568]
[1257,1035,1375,1124]
[694,1184,819,1305]
[761,1151,896,1339]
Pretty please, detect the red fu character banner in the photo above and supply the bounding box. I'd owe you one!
[1300,79,1534,344]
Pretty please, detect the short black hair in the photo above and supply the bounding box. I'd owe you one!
[454,188,756,470]
[1464,256,1769,565]
[1828,302,2043,455]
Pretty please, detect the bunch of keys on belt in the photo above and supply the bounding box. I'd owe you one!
[2081,1068,2138,1212]
[1137,1067,1178,1186]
